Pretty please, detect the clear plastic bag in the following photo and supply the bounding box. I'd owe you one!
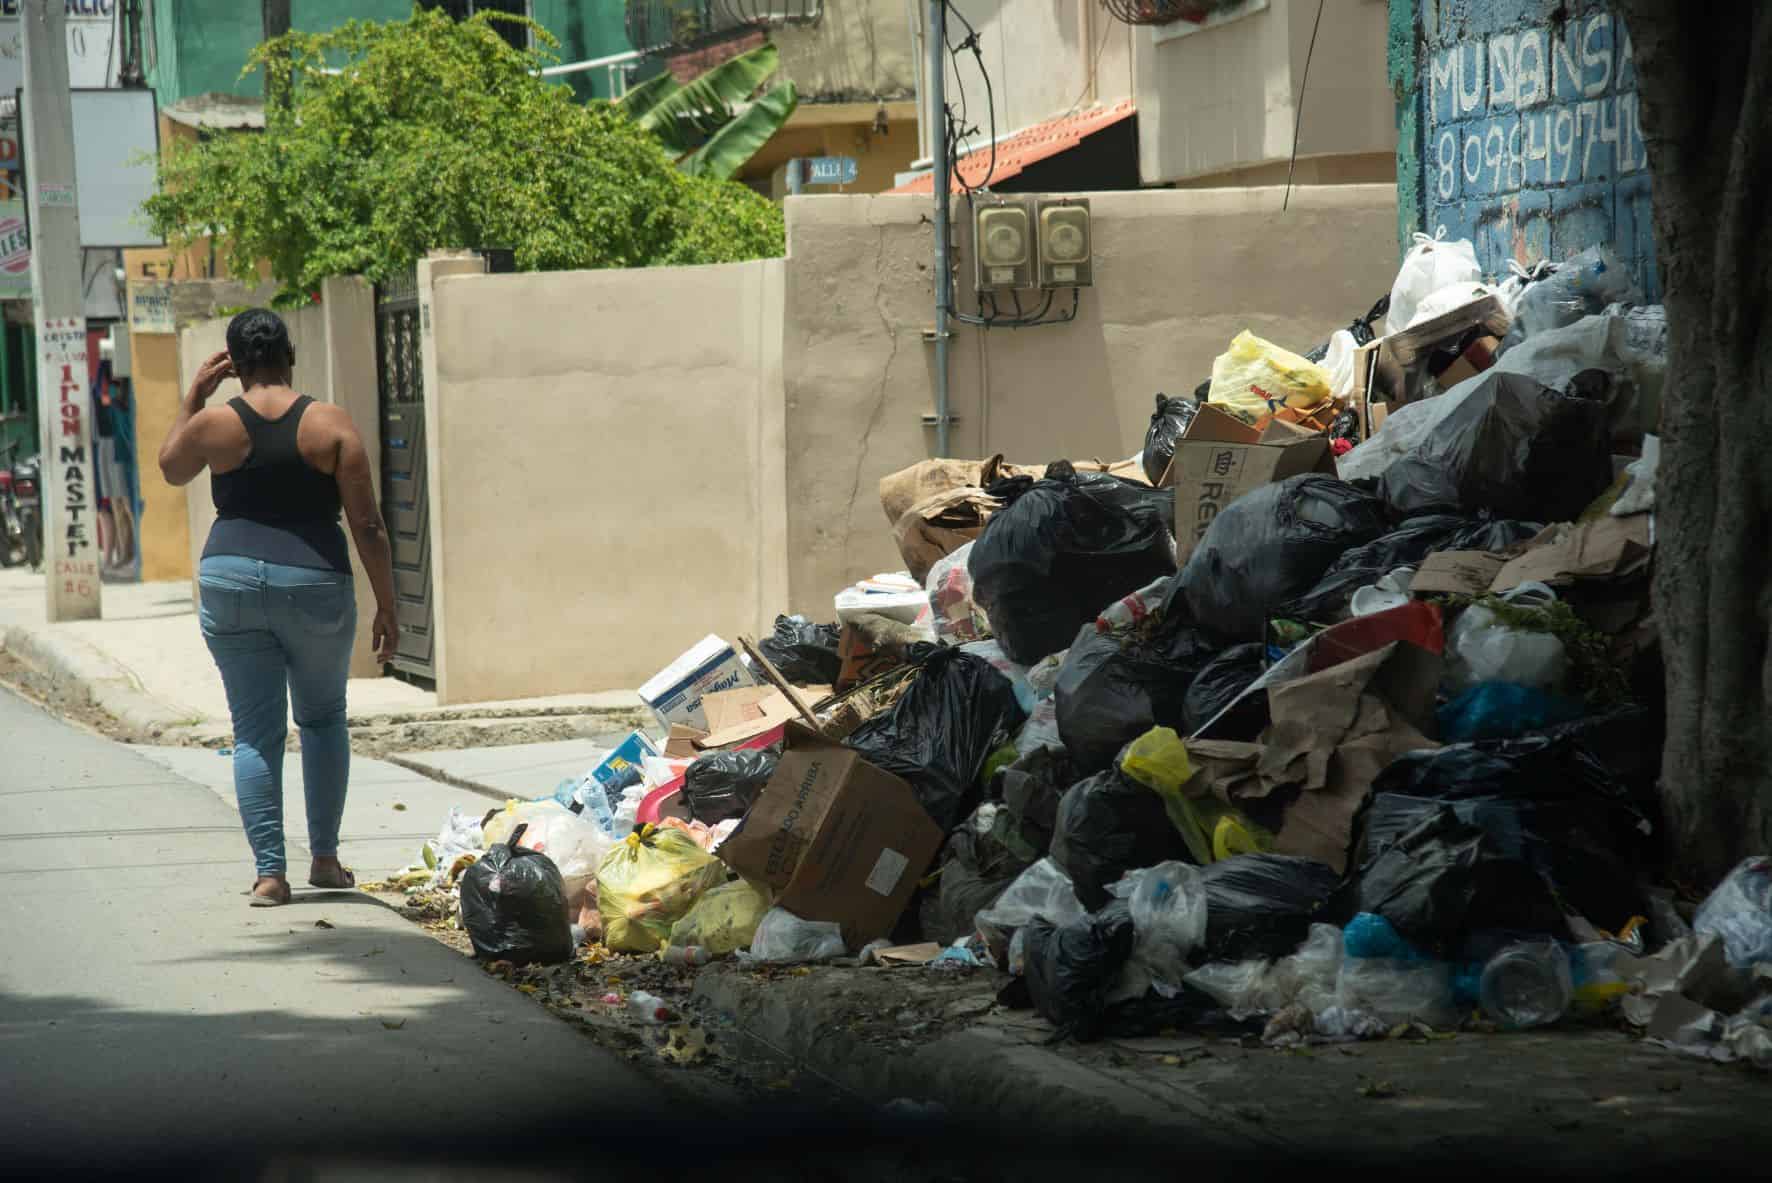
[1334,956,1458,1028]
[1014,697,1064,757]
[1479,941,1572,1028]
[1694,856,1772,969]
[927,542,988,643]
[1512,244,1642,339]
[1445,600,1569,694]
[1183,958,1299,1020]
[423,806,486,889]
[974,858,1086,959]
[1386,232,1482,335]
[746,906,848,963]
[1122,861,1208,985]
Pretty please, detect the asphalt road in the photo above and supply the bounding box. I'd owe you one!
[0,685,674,1176]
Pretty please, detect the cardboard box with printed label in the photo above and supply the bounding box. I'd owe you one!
[638,634,759,731]
[1170,404,1337,562]
[716,723,943,947]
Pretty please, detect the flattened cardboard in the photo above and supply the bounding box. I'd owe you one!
[663,725,709,759]
[717,723,943,946]
[1410,550,1509,597]
[1258,642,1441,873]
[1173,403,1336,561]
[701,686,781,735]
[1491,515,1653,593]
[696,690,803,749]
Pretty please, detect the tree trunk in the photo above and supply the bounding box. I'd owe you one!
[1618,0,1772,883]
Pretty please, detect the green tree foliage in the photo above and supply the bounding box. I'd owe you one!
[144,10,784,303]
[618,43,799,180]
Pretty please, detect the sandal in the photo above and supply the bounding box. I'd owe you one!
[248,877,292,907]
[308,864,357,890]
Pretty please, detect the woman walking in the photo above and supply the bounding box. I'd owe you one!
[159,309,398,906]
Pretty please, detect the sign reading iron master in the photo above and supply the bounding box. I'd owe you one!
[805,156,858,186]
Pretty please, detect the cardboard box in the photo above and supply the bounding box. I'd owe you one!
[717,723,943,946]
[1171,403,1336,561]
[696,687,805,749]
[837,623,905,691]
[586,729,662,808]
[638,635,758,731]
[1433,333,1502,389]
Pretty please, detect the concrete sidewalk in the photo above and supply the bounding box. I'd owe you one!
[0,568,647,751]
[0,683,680,1172]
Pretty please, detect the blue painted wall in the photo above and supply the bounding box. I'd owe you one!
[1396,0,1657,298]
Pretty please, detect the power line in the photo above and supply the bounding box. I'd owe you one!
[1282,0,1325,212]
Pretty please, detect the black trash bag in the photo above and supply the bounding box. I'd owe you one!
[756,614,842,686]
[1141,393,1198,486]
[1199,854,1340,962]
[845,648,1026,831]
[1369,727,1657,866]
[1050,767,1193,911]
[1022,901,1138,1041]
[682,747,779,825]
[1359,791,1645,934]
[928,818,1034,946]
[1305,293,1392,361]
[969,472,1178,665]
[1054,615,1222,775]
[459,823,574,965]
[1376,370,1615,523]
[1279,514,1544,622]
[990,745,1076,863]
[1351,806,1570,958]
[1182,642,1267,735]
[1176,474,1390,641]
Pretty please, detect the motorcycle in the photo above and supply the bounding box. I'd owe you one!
[0,443,42,571]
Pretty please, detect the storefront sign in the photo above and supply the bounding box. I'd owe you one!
[0,1,118,95]
[39,315,99,616]
[127,280,173,334]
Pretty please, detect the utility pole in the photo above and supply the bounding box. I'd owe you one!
[21,1,99,621]
[926,0,951,458]
[262,0,292,109]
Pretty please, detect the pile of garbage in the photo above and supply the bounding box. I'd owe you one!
[396,238,1770,1069]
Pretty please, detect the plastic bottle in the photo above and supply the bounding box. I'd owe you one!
[1480,942,1572,1029]
[663,945,712,968]
[626,990,673,1024]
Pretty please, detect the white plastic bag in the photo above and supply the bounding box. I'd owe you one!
[1014,698,1063,756]
[1694,856,1772,970]
[424,807,487,888]
[926,542,988,643]
[1410,281,1504,328]
[1321,329,1360,399]
[1386,232,1481,336]
[1612,435,1659,517]
[961,639,1036,712]
[974,858,1085,951]
[746,906,848,964]
[1445,599,1569,694]
[501,805,615,915]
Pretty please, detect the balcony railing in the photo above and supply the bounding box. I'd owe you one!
[624,1,822,56]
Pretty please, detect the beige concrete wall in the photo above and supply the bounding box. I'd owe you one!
[778,184,1400,612]
[774,0,917,101]
[130,333,193,583]
[179,282,384,678]
[423,259,788,704]
[1136,0,1395,185]
[939,1,1136,143]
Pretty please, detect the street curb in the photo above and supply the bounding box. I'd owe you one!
[690,965,1270,1151]
[1,623,198,741]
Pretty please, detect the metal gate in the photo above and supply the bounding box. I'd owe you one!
[375,271,436,684]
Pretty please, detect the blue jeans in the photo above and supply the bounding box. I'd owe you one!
[199,556,357,878]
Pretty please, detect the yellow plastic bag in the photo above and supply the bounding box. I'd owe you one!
[1207,330,1334,422]
[1119,727,1273,864]
[596,824,728,953]
[668,877,772,957]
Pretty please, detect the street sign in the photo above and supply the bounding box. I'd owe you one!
[804,155,858,186]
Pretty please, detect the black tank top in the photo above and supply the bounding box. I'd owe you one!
[203,395,352,574]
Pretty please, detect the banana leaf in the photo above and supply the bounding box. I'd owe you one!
[683,81,799,180]
[634,43,781,153]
